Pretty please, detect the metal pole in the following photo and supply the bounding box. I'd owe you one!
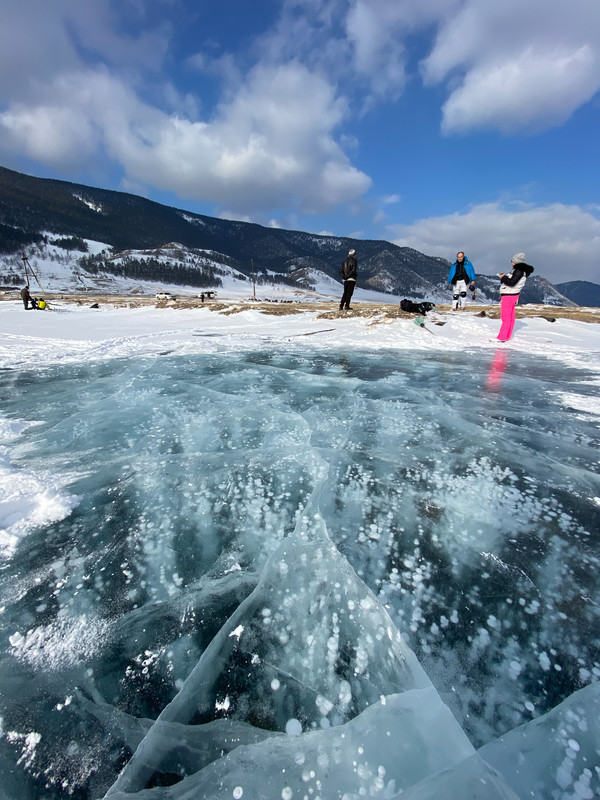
[21,253,47,296]
[22,252,30,287]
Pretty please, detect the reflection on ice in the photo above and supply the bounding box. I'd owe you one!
[0,349,598,798]
[485,348,509,392]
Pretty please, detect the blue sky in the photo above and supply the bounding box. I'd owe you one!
[1,0,599,285]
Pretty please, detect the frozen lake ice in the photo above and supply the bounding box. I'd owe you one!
[0,347,599,799]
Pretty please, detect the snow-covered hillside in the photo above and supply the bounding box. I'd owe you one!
[0,237,451,305]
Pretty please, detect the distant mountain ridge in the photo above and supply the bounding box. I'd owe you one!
[0,165,451,298]
[0,165,587,305]
[555,281,600,308]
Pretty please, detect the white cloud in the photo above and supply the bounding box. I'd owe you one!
[345,2,407,97]
[1,0,598,234]
[283,1,600,134]
[344,0,460,98]
[421,0,600,133]
[125,61,371,213]
[184,51,241,92]
[247,0,350,98]
[388,201,600,285]
[0,1,373,221]
[264,0,600,134]
[0,102,98,167]
[0,62,370,216]
[219,211,252,224]
[0,0,169,98]
[440,46,600,134]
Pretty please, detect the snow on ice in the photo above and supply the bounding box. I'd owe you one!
[0,296,599,799]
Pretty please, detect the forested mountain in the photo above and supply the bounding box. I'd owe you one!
[0,166,585,305]
[0,166,449,296]
[555,281,600,307]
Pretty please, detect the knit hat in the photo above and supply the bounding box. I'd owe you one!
[348,249,356,256]
[511,252,525,264]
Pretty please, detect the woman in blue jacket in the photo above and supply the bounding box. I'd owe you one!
[448,252,476,310]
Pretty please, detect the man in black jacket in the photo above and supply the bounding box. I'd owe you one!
[339,249,357,310]
[20,285,32,310]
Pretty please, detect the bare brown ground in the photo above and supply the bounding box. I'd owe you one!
[2,292,599,324]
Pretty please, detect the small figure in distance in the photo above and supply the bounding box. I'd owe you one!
[448,251,476,311]
[200,293,205,303]
[496,253,534,342]
[20,285,32,310]
[339,249,357,311]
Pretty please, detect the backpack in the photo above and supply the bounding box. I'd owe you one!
[339,259,351,279]
[400,299,435,315]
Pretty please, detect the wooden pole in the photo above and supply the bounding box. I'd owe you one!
[21,252,49,306]
[21,252,30,287]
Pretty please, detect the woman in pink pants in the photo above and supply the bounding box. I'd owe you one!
[497,253,534,342]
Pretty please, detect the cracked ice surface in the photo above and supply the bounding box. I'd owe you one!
[0,348,598,799]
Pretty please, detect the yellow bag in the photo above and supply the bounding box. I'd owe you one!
[37,299,46,310]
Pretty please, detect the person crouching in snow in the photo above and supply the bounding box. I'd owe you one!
[496,253,534,342]
[448,251,476,310]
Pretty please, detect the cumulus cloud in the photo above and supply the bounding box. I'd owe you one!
[0,62,370,215]
[272,1,600,133]
[0,0,373,220]
[286,0,600,133]
[388,202,600,284]
[0,102,99,167]
[1,0,598,231]
[345,2,407,97]
[0,0,169,97]
[440,46,600,134]
[344,0,461,98]
[122,60,370,213]
[373,194,401,224]
[421,0,600,133]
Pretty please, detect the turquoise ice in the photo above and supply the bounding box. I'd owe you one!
[0,349,598,798]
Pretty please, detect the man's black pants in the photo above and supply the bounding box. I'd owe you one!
[340,280,356,309]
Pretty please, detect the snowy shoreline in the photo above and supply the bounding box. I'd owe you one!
[1,297,600,799]
[0,297,599,374]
